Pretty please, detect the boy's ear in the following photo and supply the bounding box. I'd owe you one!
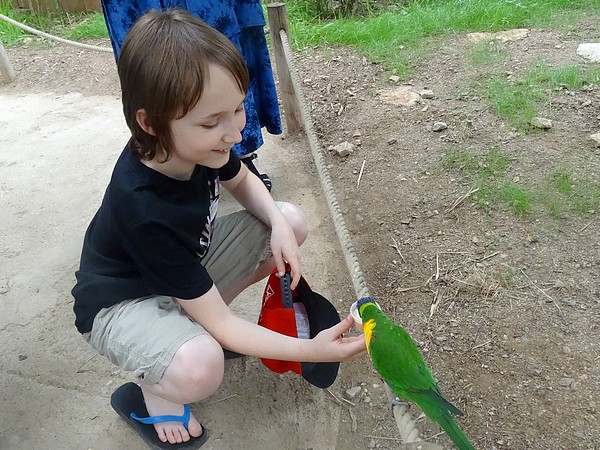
[136,109,156,136]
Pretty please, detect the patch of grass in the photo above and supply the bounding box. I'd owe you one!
[541,170,600,216]
[486,76,543,130]
[287,0,600,77]
[442,147,511,178]
[498,180,531,215]
[442,147,527,213]
[443,150,600,218]
[549,169,573,195]
[484,60,600,131]
[441,147,479,172]
[0,5,107,46]
[62,13,107,41]
[481,147,511,178]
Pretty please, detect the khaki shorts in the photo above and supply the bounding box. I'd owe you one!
[85,208,272,384]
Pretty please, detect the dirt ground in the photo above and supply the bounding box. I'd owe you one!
[1,14,599,450]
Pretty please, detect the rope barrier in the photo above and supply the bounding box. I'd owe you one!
[277,28,424,445]
[0,13,113,53]
[278,29,369,301]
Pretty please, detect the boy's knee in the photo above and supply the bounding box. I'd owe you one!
[171,335,224,397]
[279,202,308,245]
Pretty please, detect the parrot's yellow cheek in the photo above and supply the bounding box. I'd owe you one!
[363,319,376,354]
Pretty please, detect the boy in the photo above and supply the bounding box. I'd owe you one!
[72,9,366,448]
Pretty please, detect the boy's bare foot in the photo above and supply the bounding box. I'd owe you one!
[140,385,203,444]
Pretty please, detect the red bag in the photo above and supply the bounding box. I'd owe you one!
[257,266,341,388]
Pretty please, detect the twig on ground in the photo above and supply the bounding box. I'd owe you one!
[357,159,366,187]
[76,354,98,373]
[579,220,593,233]
[326,388,354,406]
[435,253,440,281]
[474,251,499,262]
[204,394,237,406]
[364,435,404,442]
[390,235,406,263]
[396,285,423,293]
[422,431,446,441]
[520,269,562,314]
[429,289,441,319]
[470,339,492,351]
[446,187,479,213]
[348,407,357,433]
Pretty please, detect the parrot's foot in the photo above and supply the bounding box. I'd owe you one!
[388,396,408,414]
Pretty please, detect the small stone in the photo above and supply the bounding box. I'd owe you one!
[330,141,355,157]
[18,354,27,361]
[352,129,362,138]
[387,138,397,145]
[531,117,553,129]
[389,75,401,83]
[559,377,573,387]
[0,279,9,294]
[432,122,448,132]
[345,386,362,399]
[577,43,600,62]
[363,396,371,403]
[589,132,600,147]
[420,89,434,99]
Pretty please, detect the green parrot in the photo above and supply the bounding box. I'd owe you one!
[357,297,475,450]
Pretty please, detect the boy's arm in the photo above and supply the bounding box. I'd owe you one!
[177,285,366,362]
[221,164,283,230]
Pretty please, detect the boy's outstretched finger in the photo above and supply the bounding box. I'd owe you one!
[328,315,354,336]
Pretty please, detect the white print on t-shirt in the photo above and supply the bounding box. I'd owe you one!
[197,177,220,258]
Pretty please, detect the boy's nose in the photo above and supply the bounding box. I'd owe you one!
[222,122,243,144]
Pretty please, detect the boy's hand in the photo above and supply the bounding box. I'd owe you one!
[270,219,302,288]
[311,315,368,362]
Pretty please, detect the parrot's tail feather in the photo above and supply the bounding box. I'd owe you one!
[435,411,475,450]
[442,396,464,417]
[430,385,464,416]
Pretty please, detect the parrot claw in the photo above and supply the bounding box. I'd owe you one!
[382,380,407,413]
[388,396,407,412]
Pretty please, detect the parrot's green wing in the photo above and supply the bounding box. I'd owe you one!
[364,307,438,394]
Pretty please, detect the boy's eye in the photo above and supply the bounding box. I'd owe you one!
[200,122,218,129]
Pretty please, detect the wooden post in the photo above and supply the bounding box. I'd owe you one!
[0,40,16,84]
[267,3,302,134]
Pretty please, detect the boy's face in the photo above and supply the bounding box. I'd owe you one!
[157,64,246,179]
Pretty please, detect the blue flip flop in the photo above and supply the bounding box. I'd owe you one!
[110,382,208,449]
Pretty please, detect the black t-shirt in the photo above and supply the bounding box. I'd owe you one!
[72,145,241,333]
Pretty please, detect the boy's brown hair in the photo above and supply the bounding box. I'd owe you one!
[118,9,250,161]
